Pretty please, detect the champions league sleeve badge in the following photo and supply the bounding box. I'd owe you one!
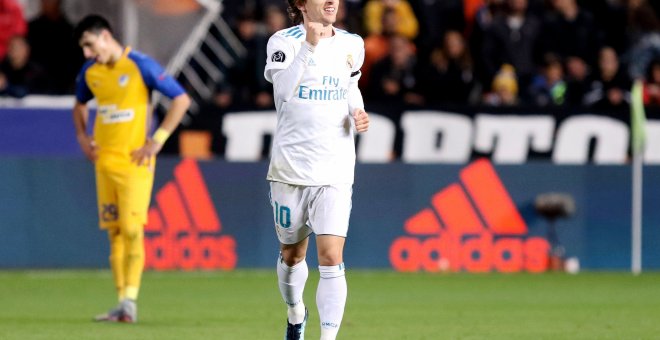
[271,51,286,62]
[346,54,354,70]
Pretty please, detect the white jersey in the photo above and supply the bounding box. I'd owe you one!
[265,24,365,186]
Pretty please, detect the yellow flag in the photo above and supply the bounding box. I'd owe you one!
[631,80,647,154]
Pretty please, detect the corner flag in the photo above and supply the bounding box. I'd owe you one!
[631,80,647,153]
[630,79,646,275]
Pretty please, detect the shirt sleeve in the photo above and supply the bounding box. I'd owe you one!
[348,37,365,114]
[74,61,94,103]
[264,34,296,83]
[130,51,186,99]
[265,33,314,102]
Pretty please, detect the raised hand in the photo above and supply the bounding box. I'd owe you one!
[303,15,324,47]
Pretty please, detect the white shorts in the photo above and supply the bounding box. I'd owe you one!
[269,181,353,244]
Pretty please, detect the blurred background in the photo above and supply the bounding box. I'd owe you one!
[1,0,660,273]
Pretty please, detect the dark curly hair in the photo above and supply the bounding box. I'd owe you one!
[286,0,305,25]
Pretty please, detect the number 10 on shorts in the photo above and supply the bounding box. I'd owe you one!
[274,202,291,228]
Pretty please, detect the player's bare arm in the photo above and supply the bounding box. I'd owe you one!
[353,108,369,133]
[130,92,191,165]
[72,101,98,161]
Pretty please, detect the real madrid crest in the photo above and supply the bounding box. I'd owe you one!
[346,54,354,69]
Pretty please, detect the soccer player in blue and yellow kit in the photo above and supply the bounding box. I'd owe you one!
[72,14,190,323]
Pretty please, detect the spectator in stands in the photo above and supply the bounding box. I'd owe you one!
[583,46,631,110]
[342,0,366,35]
[580,0,627,55]
[563,51,591,107]
[27,0,83,94]
[418,30,476,105]
[624,0,660,80]
[470,0,507,36]
[362,7,406,88]
[220,0,247,28]
[642,58,660,106]
[222,0,286,29]
[538,0,601,102]
[481,0,542,97]
[227,11,272,109]
[264,5,287,36]
[482,63,519,106]
[624,0,656,45]
[334,0,349,30]
[0,0,27,61]
[0,35,44,98]
[366,34,423,105]
[409,0,464,62]
[469,0,507,87]
[196,83,236,156]
[464,0,487,36]
[528,53,567,106]
[363,0,419,40]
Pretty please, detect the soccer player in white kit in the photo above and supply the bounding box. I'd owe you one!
[264,1,369,339]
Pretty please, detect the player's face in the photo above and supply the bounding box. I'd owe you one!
[300,0,338,26]
[79,30,113,64]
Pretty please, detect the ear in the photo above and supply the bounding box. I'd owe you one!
[100,29,112,42]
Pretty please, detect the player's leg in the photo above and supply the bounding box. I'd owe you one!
[119,218,144,305]
[96,169,125,298]
[270,182,312,339]
[94,169,126,321]
[113,165,153,322]
[309,184,352,340]
[279,238,310,325]
[119,218,144,303]
[316,236,347,340]
[108,227,126,300]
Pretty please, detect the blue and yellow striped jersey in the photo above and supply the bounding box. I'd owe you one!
[75,47,184,161]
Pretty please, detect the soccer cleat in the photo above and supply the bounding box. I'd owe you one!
[285,308,308,340]
[118,299,137,323]
[93,304,123,322]
[93,299,137,323]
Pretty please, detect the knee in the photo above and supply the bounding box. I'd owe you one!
[121,223,143,241]
[317,249,342,266]
[280,249,307,267]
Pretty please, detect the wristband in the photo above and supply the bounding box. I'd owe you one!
[152,128,170,144]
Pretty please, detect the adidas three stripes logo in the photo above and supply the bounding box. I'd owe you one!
[389,159,551,273]
[145,159,236,270]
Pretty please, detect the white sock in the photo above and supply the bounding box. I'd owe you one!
[317,263,347,340]
[277,254,308,324]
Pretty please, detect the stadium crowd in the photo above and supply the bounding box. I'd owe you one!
[215,0,660,110]
[2,0,660,109]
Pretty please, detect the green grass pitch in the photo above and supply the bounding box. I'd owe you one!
[0,270,659,339]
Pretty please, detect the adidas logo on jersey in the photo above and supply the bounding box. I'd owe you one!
[145,159,237,270]
[389,159,550,273]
